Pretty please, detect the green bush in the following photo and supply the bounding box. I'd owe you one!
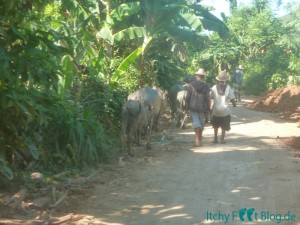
[268,72,289,89]
[42,100,115,169]
[0,81,123,185]
[0,88,49,172]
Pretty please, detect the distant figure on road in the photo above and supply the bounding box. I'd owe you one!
[232,65,244,102]
[210,71,236,144]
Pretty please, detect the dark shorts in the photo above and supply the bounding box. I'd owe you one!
[211,115,231,131]
[234,83,242,94]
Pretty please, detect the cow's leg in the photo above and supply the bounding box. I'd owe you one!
[153,115,158,131]
[121,133,126,153]
[127,136,134,156]
[145,127,151,149]
[128,128,135,156]
[136,130,141,146]
[176,113,181,127]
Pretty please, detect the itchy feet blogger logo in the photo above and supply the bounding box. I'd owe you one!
[206,208,296,224]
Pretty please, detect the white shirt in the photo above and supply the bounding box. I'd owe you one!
[210,84,235,117]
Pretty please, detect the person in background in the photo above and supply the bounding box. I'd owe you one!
[182,75,194,91]
[232,65,244,102]
[210,71,236,144]
[185,68,210,147]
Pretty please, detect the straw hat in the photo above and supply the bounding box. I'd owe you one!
[194,68,206,76]
[216,71,229,81]
[238,65,244,70]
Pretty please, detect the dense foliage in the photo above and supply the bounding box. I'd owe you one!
[0,0,228,186]
[193,1,300,93]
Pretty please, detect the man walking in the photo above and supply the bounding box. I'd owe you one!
[185,68,210,147]
[232,65,244,102]
[210,71,236,144]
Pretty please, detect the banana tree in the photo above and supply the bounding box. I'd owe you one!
[96,1,141,86]
[98,0,229,86]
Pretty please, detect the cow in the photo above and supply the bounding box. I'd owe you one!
[121,99,151,156]
[175,90,188,129]
[128,87,162,132]
[168,84,183,119]
[153,87,168,131]
[167,75,195,118]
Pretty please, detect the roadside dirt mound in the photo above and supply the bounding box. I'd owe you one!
[245,85,300,121]
[245,85,300,155]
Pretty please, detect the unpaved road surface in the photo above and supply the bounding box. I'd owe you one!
[2,100,299,225]
[61,100,300,225]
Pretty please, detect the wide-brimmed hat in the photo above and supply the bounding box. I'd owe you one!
[194,68,206,76]
[238,65,244,70]
[216,71,229,81]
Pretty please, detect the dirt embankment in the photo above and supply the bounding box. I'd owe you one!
[245,85,300,121]
[245,84,300,151]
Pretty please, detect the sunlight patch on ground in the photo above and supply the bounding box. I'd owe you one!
[91,219,124,225]
[155,205,184,215]
[252,160,265,164]
[177,131,194,135]
[146,189,166,193]
[191,146,259,153]
[161,213,193,219]
[138,204,165,215]
[250,196,261,200]
[236,186,252,190]
[140,204,164,209]
[216,200,233,206]
[240,146,259,151]
[140,205,164,215]
[230,186,253,194]
[107,211,122,216]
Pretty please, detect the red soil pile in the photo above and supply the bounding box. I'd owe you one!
[246,85,300,121]
[246,85,300,154]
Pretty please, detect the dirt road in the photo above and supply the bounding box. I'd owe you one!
[2,100,299,225]
[58,100,299,225]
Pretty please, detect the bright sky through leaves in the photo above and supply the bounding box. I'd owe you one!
[201,0,299,18]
